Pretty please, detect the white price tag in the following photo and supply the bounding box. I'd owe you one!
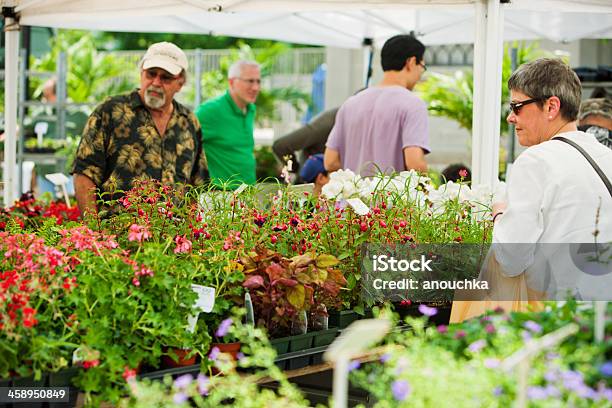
[186,313,199,333]
[346,198,370,216]
[234,183,248,195]
[45,173,70,186]
[191,284,215,313]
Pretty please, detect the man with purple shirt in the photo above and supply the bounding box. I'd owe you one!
[324,35,429,176]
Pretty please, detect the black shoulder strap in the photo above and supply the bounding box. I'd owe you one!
[555,136,612,199]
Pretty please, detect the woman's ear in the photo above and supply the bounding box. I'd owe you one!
[547,96,562,118]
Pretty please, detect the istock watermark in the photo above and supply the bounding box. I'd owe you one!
[360,243,612,303]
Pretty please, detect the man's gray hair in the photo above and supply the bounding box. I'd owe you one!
[228,60,260,79]
[508,58,582,122]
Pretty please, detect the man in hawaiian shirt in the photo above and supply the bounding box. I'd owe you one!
[73,42,208,215]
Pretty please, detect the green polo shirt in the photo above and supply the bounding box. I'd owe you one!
[196,91,256,189]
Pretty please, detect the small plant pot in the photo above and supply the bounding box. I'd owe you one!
[161,348,197,369]
[270,336,291,370]
[287,332,315,370]
[48,367,79,408]
[210,342,241,361]
[328,310,359,329]
[12,374,47,408]
[311,327,339,365]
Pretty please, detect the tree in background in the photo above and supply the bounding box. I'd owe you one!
[29,30,133,103]
[92,31,296,52]
[417,42,546,135]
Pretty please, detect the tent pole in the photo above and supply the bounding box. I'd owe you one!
[3,10,20,207]
[472,0,504,187]
[362,38,373,88]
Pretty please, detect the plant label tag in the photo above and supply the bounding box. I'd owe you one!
[45,173,70,186]
[234,183,248,195]
[187,313,199,333]
[346,198,370,215]
[191,284,215,313]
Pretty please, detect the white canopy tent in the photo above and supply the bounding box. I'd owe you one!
[2,0,612,205]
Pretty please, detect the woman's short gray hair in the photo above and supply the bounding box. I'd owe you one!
[228,60,260,79]
[508,58,582,121]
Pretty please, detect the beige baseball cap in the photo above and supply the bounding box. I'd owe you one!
[579,98,612,121]
[140,42,188,76]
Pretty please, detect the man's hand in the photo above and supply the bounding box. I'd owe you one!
[74,174,98,216]
[323,147,341,172]
[403,146,428,172]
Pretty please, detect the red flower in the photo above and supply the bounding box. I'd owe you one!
[173,235,192,254]
[122,366,137,381]
[82,359,100,369]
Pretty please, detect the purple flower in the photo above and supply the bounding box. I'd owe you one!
[196,373,209,396]
[600,362,612,377]
[391,380,411,401]
[468,339,486,353]
[237,352,246,361]
[348,360,361,372]
[562,370,585,392]
[485,323,496,334]
[544,369,559,383]
[379,353,391,363]
[599,387,612,401]
[493,386,503,396]
[527,386,548,400]
[209,346,220,361]
[418,304,437,317]
[173,374,193,389]
[454,330,466,339]
[484,358,500,369]
[215,318,233,338]
[173,392,188,404]
[436,325,448,334]
[545,385,560,398]
[521,330,532,341]
[524,320,542,334]
[575,384,598,399]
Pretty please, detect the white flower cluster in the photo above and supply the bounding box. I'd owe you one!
[322,169,507,220]
[321,169,372,201]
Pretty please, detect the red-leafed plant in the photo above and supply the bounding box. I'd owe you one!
[240,247,346,337]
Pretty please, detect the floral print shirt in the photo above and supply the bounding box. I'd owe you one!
[73,90,207,197]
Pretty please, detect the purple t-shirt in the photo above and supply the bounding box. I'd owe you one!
[326,86,429,176]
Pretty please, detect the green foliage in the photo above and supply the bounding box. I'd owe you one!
[30,30,133,103]
[123,320,309,408]
[350,302,611,407]
[93,31,295,52]
[418,42,547,135]
[255,145,280,180]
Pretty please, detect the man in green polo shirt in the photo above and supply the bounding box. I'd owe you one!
[196,60,261,189]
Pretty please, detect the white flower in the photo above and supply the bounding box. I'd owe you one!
[322,180,343,199]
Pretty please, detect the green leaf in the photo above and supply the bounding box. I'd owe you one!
[315,254,339,268]
[286,284,305,310]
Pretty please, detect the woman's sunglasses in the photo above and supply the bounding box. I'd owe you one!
[509,97,547,115]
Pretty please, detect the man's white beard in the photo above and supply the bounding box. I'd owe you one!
[144,86,166,109]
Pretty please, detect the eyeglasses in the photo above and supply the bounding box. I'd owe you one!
[419,62,427,71]
[144,69,179,84]
[238,78,261,86]
[509,97,545,115]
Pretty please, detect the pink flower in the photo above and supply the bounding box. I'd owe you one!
[128,224,152,243]
[174,235,192,254]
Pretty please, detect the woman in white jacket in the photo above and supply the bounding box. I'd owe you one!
[492,58,612,301]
